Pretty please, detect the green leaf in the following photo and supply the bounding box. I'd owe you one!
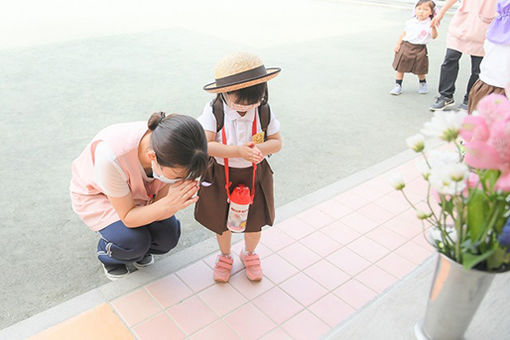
[467,189,488,241]
[482,170,500,190]
[487,247,509,271]
[442,199,454,215]
[462,248,497,270]
[461,239,479,253]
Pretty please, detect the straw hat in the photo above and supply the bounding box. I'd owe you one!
[203,52,281,93]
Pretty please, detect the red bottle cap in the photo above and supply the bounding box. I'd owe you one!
[230,185,252,205]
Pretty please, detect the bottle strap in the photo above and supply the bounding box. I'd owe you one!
[222,112,258,203]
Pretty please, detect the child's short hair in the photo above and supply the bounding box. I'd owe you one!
[227,82,268,105]
[415,0,436,18]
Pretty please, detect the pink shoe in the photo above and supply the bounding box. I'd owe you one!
[213,255,233,283]
[240,251,263,281]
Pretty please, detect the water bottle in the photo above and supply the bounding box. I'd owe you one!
[226,185,252,232]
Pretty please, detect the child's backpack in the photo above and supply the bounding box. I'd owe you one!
[211,95,271,142]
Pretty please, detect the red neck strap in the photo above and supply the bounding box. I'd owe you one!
[221,113,258,203]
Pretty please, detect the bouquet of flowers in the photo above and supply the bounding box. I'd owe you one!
[391,94,510,272]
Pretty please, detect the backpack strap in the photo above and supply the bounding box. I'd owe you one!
[258,103,271,142]
[211,95,271,142]
[212,95,225,133]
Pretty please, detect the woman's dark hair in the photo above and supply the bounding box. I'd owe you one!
[226,82,268,105]
[148,112,208,180]
[415,0,436,18]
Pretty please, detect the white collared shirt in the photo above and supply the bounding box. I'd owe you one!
[403,17,433,45]
[198,101,281,168]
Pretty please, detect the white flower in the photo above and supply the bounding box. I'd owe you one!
[428,150,460,168]
[415,159,431,180]
[448,163,469,182]
[389,173,405,190]
[406,134,425,153]
[427,151,466,195]
[421,111,467,142]
[416,210,432,220]
[429,166,466,195]
[429,226,457,243]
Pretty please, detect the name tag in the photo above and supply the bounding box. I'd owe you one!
[252,132,265,144]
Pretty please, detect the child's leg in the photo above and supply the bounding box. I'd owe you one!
[213,230,234,283]
[418,74,428,94]
[217,230,232,255]
[244,231,261,254]
[391,72,404,95]
[242,231,263,281]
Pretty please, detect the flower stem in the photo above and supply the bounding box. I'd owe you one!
[400,190,417,210]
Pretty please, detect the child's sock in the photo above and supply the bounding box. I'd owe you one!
[242,247,255,256]
[419,79,426,83]
[396,79,403,86]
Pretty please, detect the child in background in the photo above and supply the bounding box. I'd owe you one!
[195,52,282,282]
[391,0,438,95]
[467,0,510,113]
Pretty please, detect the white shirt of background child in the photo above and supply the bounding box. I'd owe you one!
[403,17,433,45]
[480,40,510,89]
[198,101,280,168]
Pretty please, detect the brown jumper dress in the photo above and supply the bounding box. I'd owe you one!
[194,157,275,234]
[393,41,429,75]
[467,79,507,114]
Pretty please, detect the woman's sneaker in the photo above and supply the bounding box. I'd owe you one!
[133,254,154,269]
[390,84,402,95]
[102,263,129,281]
[456,102,468,111]
[430,96,455,111]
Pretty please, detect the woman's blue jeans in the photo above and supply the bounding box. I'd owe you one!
[97,216,181,265]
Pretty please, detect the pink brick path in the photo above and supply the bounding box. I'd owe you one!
[32,158,435,339]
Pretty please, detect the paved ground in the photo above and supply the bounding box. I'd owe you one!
[326,258,510,339]
[2,152,438,339]
[0,0,472,329]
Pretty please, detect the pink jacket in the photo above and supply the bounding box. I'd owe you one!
[447,0,498,56]
[69,122,165,231]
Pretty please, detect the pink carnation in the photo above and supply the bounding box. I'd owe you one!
[476,94,510,128]
[461,94,510,192]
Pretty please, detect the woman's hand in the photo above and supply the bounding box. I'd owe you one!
[237,142,264,163]
[394,43,401,53]
[157,180,199,219]
[431,13,443,27]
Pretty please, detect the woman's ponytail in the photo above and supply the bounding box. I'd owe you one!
[148,112,166,131]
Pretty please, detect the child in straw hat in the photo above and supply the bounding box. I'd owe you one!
[195,52,282,282]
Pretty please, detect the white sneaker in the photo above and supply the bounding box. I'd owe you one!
[418,82,428,94]
[390,84,402,95]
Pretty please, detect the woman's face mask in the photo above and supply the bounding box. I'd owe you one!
[222,93,260,112]
[151,161,182,184]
